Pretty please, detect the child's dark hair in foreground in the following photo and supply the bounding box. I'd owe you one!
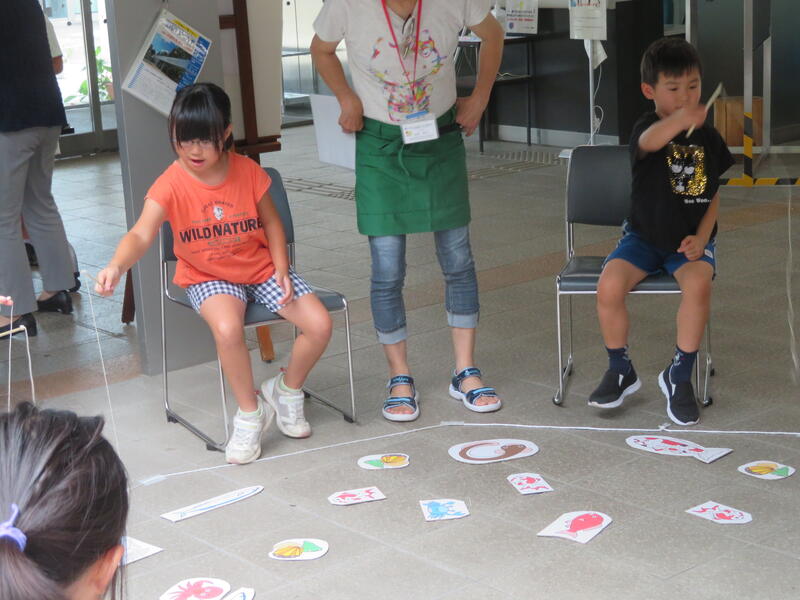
[0,402,128,600]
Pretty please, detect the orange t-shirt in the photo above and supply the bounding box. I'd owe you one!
[147,152,275,287]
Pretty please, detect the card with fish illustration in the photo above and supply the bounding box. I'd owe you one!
[121,536,163,566]
[448,439,539,464]
[159,578,230,600]
[738,460,795,480]
[222,588,255,600]
[686,501,752,524]
[537,511,612,544]
[328,486,386,506]
[160,486,263,522]
[625,435,732,464]
[419,499,470,521]
[507,472,554,495]
[269,538,329,560]
[358,453,410,470]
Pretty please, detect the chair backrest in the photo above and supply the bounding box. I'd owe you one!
[160,166,294,261]
[566,144,632,227]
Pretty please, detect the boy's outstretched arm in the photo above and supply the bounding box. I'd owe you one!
[637,105,708,158]
[677,191,720,261]
[95,198,166,295]
[257,191,293,304]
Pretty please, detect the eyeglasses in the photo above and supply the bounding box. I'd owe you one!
[172,138,218,150]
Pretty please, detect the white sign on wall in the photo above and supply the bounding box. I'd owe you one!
[569,0,607,41]
[506,0,539,35]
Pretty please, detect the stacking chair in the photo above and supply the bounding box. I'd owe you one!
[554,144,713,407]
[159,167,356,451]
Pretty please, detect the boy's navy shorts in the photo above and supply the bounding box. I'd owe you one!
[603,222,716,276]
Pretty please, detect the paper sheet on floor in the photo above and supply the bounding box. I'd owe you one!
[448,439,539,464]
[686,501,752,524]
[738,460,795,480]
[537,511,611,544]
[420,499,470,521]
[121,536,163,566]
[159,578,230,600]
[328,486,386,506]
[507,472,554,495]
[358,453,410,469]
[269,539,329,560]
[160,486,263,522]
[626,435,731,463]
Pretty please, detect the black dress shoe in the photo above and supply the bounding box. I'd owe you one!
[1,313,37,339]
[36,290,73,314]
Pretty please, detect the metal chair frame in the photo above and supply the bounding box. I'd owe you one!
[159,167,356,451]
[554,145,713,406]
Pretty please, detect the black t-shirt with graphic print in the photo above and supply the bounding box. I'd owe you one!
[628,111,734,252]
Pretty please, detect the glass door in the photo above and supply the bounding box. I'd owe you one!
[41,0,117,157]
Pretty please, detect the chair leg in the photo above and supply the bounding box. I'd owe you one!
[302,303,357,424]
[553,290,574,406]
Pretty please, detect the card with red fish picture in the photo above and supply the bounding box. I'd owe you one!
[327,486,386,506]
[537,511,612,544]
[448,439,539,464]
[625,435,732,464]
[159,578,230,600]
[357,453,410,470]
[738,460,795,480]
[686,501,752,524]
[507,472,554,495]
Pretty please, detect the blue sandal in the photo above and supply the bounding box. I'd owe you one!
[449,367,502,413]
[382,375,420,422]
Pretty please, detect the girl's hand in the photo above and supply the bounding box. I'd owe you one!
[95,265,121,296]
[338,92,364,133]
[0,296,13,306]
[275,271,294,306]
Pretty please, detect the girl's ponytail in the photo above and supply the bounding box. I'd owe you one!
[0,544,69,600]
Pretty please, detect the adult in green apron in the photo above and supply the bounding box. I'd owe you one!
[312,0,504,421]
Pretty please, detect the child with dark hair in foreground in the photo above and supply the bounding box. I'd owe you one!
[588,37,733,426]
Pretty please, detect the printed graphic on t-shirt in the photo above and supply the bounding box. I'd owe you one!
[667,142,707,197]
[177,200,262,264]
[369,20,446,122]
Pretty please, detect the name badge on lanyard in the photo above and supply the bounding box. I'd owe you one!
[382,0,439,144]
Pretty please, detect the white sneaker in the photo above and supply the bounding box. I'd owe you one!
[225,394,273,464]
[262,373,311,438]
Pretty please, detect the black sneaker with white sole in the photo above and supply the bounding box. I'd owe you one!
[588,367,641,409]
[659,366,700,425]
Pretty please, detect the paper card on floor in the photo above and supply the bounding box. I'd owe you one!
[269,538,329,560]
[121,536,163,566]
[358,453,410,470]
[222,588,256,600]
[626,435,732,463]
[159,578,230,600]
[420,499,470,521]
[160,486,263,522]
[537,511,612,544]
[507,473,554,495]
[686,501,752,524]
[448,439,539,464]
[738,460,796,480]
[328,486,386,506]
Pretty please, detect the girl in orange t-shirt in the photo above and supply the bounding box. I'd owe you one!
[95,83,332,465]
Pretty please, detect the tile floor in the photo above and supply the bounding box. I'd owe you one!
[4,128,800,599]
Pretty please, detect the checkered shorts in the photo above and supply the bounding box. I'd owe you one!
[186,268,313,313]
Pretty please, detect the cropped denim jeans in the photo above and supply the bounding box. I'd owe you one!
[368,225,479,345]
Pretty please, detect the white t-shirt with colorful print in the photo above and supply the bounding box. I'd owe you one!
[314,0,491,124]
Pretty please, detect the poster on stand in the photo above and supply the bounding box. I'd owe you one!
[122,9,212,116]
[569,0,607,41]
[506,0,538,35]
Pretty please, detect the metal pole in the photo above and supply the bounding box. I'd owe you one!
[588,46,595,145]
[685,0,698,46]
[743,0,754,183]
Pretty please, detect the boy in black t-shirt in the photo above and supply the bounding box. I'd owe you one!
[588,37,734,426]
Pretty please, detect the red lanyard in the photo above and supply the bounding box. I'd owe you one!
[381,0,423,100]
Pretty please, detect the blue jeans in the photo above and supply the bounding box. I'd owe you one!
[368,226,479,344]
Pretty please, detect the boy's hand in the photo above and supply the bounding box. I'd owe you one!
[338,91,364,133]
[677,235,707,261]
[275,271,294,307]
[0,296,13,306]
[95,265,121,296]
[677,105,707,132]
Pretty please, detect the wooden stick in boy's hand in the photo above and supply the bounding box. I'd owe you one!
[687,82,723,137]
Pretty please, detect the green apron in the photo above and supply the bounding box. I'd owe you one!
[355,107,470,236]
